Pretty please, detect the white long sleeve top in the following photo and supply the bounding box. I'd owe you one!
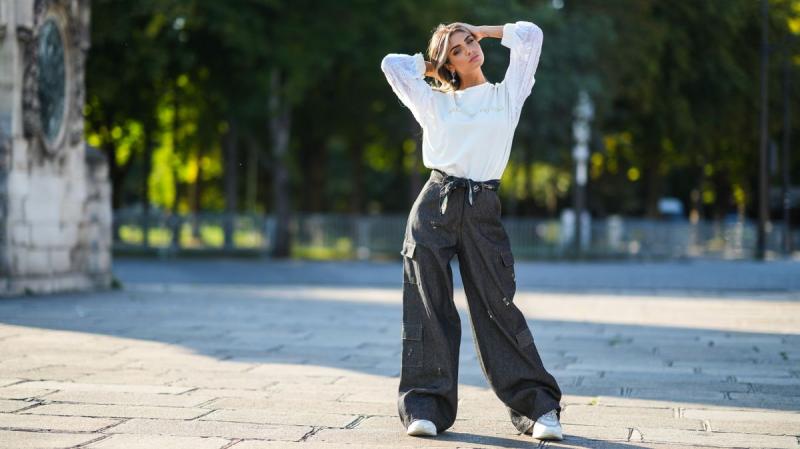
[380,21,544,182]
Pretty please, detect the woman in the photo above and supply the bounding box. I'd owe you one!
[380,21,563,441]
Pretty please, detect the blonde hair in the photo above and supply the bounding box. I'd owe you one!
[426,23,473,93]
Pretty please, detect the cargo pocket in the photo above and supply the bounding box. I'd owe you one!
[498,249,517,304]
[400,240,417,285]
[401,323,423,368]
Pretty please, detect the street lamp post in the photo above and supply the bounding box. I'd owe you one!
[757,0,770,260]
[781,30,795,255]
[572,90,594,256]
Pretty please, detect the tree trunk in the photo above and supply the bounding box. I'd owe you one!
[170,90,181,251]
[408,115,422,206]
[191,146,203,239]
[141,126,153,248]
[268,67,292,258]
[307,136,327,212]
[349,134,364,213]
[643,142,662,218]
[223,118,239,250]
[520,137,534,216]
[245,136,259,212]
[102,121,134,242]
[102,140,124,242]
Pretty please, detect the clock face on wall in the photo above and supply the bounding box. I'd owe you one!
[36,18,66,145]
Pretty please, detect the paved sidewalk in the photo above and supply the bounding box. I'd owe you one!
[115,257,800,293]
[0,259,798,448]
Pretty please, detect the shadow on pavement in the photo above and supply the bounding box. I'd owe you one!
[1,281,797,414]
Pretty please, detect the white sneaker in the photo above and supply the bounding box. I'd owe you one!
[531,409,563,440]
[407,419,437,437]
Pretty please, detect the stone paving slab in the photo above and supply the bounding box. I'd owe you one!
[42,390,218,407]
[0,399,31,413]
[0,412,120,432]
[0,260,798,448]
[105,418,311,441]
[0,430,100,449]
[26,403,210,419]
[83,434,232,449]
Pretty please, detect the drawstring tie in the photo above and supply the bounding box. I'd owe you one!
[436,170,500,214]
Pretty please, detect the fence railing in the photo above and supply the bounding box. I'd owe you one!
[112,211,799,260]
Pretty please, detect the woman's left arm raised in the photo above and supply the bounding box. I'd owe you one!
[498,21,544,117]
[454,21,543,116]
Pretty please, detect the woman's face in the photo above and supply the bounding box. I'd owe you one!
[445,30,483,75]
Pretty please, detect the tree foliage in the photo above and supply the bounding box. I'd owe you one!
[86,0,800,223]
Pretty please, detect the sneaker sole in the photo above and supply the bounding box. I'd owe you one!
[532,428,563,440]
[407,428,437,437]
[406,421,437,437]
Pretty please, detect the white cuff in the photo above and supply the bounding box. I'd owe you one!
[413,52,426,78]
[501,22,519,49]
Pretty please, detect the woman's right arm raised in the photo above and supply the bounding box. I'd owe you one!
[380,52,435,126]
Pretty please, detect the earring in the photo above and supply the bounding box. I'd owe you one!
[450,71,456,83]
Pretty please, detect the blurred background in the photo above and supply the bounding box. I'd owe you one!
[88,0,800,261]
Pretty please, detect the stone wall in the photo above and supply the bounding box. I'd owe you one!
[0,0,111,295]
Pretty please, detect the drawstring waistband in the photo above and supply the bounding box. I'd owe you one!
[431,168,500,214]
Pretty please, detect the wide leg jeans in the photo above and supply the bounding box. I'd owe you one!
[397,169,563,435]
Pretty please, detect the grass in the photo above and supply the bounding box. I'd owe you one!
[117,224,359,260]
[291,238,354,260]
[118,224,264,249]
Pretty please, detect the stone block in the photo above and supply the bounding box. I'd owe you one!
[30,223,62,247]
[84,434,231,449]
[5,196,23,218]
[0,430,100,449]
[65,180,87,204]
[24,194,61,225]
[708,419,800,436]
[28,403,209,420]
[14,0,34,29]
[49,248,70,273]
[0,380,23,388]
[681,408,800,424]
[44,390,217,408]
[10,222,28,245]
[0,399,29,412]
[6,171,28,196]
[60,201,83,224]
[203,397,395,418]
[107,418,311,441]
[93,199,112,224]
[0,412,119,432]
[0,386,57,400]
[62,222,79,245]
[200,409,357,428]
[16,380,192,395]
[14,247,47,275]
[10,138,28,168]
[638,426,797,448]
[230,443,386,449]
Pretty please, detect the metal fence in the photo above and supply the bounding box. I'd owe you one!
[112,211,799,260]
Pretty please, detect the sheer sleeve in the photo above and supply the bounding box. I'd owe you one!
[380,52,435,127]
[500,21,544,117]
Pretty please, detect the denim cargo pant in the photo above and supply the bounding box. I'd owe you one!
[397,168,562,435]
